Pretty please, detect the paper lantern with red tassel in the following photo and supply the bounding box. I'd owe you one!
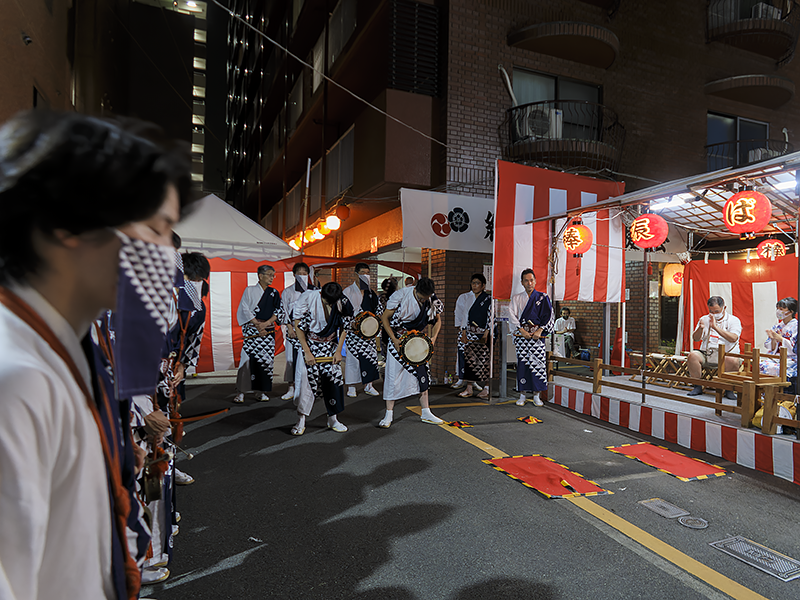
[562,222,593,256]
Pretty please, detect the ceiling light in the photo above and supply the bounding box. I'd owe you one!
[187,1,197,7]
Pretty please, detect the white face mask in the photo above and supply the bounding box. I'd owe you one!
[776,309,789,321]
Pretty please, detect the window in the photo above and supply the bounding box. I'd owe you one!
[512,70,599,105]
[326,127,354,202]
[288,73,304,135]
[328,0,357,68]
[706,112,771,170]
[312,36,324,92]
[512,70,601,141]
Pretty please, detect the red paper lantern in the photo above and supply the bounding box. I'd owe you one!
[335,205,350,220]
[722,191,771,237]
[756,239,787,260]
[562,223,593,255]
[630,214,668,249]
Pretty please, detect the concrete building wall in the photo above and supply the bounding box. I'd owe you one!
[0,0,72,121]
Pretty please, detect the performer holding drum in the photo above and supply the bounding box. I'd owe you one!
[378,277,445,428]
[343,263,381,397]
[509,269,554,406]
[291,282,354,435]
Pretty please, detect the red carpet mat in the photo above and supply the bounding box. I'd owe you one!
[607,442,727,482]
[484,454,612,499]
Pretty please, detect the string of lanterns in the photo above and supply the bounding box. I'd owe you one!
[287,205,350,250]
[561,191,778,256]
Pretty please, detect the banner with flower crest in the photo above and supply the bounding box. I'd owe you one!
[400,188,494,253]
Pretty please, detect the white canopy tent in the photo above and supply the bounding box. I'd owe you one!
[174,194,296,261]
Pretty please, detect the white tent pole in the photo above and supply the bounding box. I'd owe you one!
[300,158,311,255]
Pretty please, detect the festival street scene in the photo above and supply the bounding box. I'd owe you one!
[2,1,800,599]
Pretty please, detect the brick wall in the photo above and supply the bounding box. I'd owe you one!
[422,248,493,382]
[443,0,800,191]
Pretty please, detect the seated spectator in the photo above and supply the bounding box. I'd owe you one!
[554,307,576,358]
[687,296,741,399]
[760,297,798,394]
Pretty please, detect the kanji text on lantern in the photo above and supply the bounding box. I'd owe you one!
[630,218,656,243]
[563,227,584,251]
[724,195,758,227]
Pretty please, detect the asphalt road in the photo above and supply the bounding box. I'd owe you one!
[142,375,800,600]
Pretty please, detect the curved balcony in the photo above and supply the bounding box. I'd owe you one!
[705,138,794,171]
[507,22,620,69]
[707,0,800,64]
[499,100,625,173]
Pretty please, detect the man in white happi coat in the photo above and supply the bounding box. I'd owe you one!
[343,262,380,397]
[280,262,314,400]
[234,264,279,403]
[0,111,190,600]
[378,277,445,428]
[290,282,352,435]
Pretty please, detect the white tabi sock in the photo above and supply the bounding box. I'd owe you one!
[379,409,393,428]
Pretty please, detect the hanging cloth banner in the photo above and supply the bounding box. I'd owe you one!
[492,160,625,300]
[400,188,494,253]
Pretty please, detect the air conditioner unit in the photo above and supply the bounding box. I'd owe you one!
[752,2,781,19]
[748,147,782,162]
[519,108,563,140]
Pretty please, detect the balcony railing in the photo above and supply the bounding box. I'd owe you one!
[499,100,625,173]
[707,0,800,63]
[705,138,794,171]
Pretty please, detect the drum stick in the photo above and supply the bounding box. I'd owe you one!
[242,326,275,340]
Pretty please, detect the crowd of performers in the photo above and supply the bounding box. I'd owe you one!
[0,111,212,599]
[233,261,453,432]
[233,263,555,432]
[0,110,558,600]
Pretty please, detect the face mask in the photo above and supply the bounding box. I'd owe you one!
[711,311,725,322]
[295,274,309,292]
[179,279,203,312]
[112,231,177,398]
[777,310,789,321]
[359,273,370,291]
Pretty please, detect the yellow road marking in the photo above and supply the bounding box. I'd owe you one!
[414,403,769,600]
[406,406,508,458]
[568,496,769,600]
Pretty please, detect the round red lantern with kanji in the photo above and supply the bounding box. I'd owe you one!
[756,239,787,260]
[630,214,668,249]
[562,223,593,255]
[722,191,771,237]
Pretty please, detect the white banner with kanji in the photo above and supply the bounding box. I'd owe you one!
[400,188,493,253]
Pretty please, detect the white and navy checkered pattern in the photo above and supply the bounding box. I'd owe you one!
[118,235,175,336]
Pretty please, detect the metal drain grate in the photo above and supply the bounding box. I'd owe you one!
[638,498,690,519]
[710,536,800,582]
[678,516,708,529]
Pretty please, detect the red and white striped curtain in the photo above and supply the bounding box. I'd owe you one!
[493,160,626,301]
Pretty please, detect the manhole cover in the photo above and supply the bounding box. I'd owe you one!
[638,498,690,519]
[678,516,708,529]
[710,536,800,582]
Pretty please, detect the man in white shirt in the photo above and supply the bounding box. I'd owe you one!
[451,283,484,391]
[554,307,577,358]
[234,265,279,403]
[0,111,191,600]
[687,296,741,398]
